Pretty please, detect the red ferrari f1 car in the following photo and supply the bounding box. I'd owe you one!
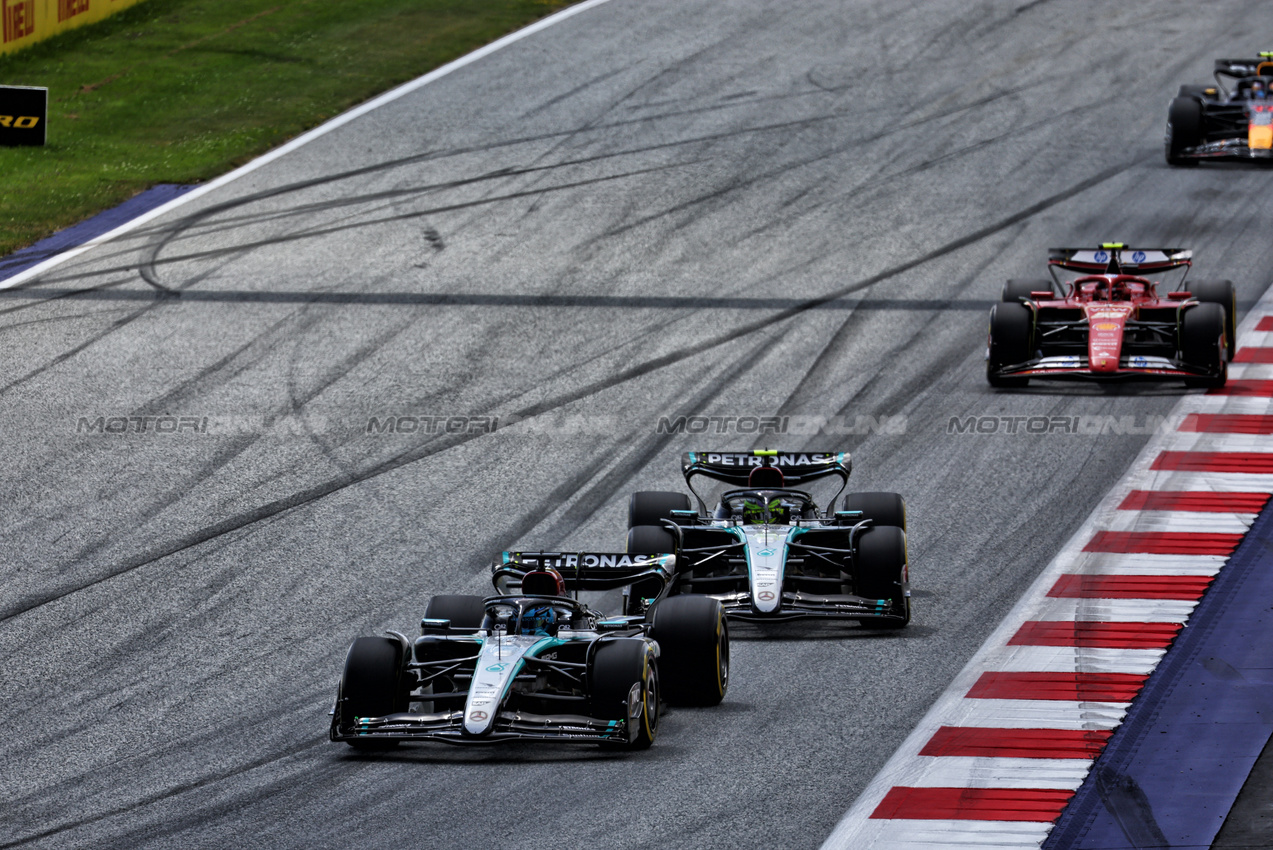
[986,245,1234,388]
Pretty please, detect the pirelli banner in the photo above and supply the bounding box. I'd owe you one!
[2,0,149,57]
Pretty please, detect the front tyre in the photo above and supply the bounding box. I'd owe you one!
[628,491,691,528]
[647,596,729,707]
[854,525,910,629]
[423,594,486,630]
[1166,96,1202,167]
[625,525,678,615]
[591,639,659,750]
[1189,279,1236,361]
[1002,278,1053,302]
[987,302,1032,387]
[1182,302,1227,388]
[841,491,906,530]
[337,636,408,749]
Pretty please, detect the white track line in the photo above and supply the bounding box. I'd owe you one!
[0,0,615,290]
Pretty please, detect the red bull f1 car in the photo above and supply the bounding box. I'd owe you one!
[986,245,1234,387]
[1167,54,1273,164]
[330,552,728,750]
[624,450,910,628]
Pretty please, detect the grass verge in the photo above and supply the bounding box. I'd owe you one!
[0,0,577,257]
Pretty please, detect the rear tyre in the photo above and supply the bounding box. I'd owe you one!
[1189,279,1236,360]
[338,636,407,749]
[423,594,486,630]
[854,525,910,629]
[1166,96,1202,166]
[628,491,691,528]
[1002,278,1053,302]
[841,491,906,531]
[987,302,1032,387]
[1182,302,1227,388]
[646,596,729,706]
[591,639,659,750]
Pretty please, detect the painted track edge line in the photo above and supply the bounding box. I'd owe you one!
[0,0,615,292]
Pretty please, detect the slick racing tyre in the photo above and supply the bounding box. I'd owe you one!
[1189,279,1236,360]
[626,524,676,556]
[842,491,906,531]
[854,525,910,629]
[338,636,408,749]
[1166,96,1202,167]
[1002,278,1053,302]
[1182,302,1227,388]
[628,491,691,528]
[591,639,659,750]
[986,301,1032,387]
[647,596,729,707]
[625,525,677,615]
[423,594,486,629]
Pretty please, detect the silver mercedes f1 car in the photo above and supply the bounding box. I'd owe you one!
[625,450,910,628]
[329,551,727,751]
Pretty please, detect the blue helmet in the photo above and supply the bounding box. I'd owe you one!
[519,604,558,636]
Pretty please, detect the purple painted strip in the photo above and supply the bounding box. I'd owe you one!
[1043,498,1273,849]
[0,184,194,282]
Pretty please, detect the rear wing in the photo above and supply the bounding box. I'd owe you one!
[493,551,674,594]
[1214,56,1273,78]
[1048,246,1192,275]
[680,450,851,486]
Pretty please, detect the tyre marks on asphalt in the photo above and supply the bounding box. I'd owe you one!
[822,295,1273,849]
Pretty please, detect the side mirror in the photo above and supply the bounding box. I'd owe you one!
[420,617,451,633]
[1167,291,1192,300]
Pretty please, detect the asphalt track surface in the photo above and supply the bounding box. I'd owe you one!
[3,2,1271,848]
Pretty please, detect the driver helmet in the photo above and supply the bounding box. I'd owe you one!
[1253,79,1266,99]
[519,603,558,636]
[741,496,790,525]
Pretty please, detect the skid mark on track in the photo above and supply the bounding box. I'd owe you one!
[0,738,326,850]
[0,157,1145,624]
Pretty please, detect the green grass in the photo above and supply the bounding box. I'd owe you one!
[0,0,576,257]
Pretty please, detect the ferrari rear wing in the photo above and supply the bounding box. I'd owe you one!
[493,551,675,594]
[680,450,851,486]
[1048,245,1192,275]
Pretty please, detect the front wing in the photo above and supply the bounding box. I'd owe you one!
[329,706,636,746]
[707,589,907,623]
[990,354,1221,382]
